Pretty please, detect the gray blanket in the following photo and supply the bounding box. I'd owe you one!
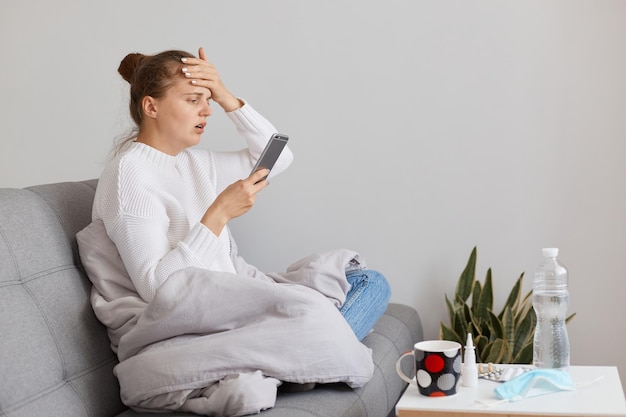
[77,220,374,416]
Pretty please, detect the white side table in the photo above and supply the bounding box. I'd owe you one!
[396,365,626,416]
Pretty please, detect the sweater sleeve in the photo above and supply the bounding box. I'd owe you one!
[107,213,222,303]
[212,100,293,193]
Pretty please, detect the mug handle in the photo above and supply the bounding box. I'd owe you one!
[395,351,417,386]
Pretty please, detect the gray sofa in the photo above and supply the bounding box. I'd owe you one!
[0,179,423,417]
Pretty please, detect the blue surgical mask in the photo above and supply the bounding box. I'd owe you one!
[494,369,575,402]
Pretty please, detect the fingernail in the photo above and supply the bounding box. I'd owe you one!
[181,57,187,63]
[191,80,197,85]
[184,72,191,77]
[182,67,188,72]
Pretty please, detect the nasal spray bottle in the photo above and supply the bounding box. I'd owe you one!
[462,333,478,387]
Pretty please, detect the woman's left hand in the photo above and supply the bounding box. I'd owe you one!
[181,47,242,112]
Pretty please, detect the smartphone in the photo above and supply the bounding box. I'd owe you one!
[250,133,289,182]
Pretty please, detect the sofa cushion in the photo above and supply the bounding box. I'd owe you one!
[0,181,125,417]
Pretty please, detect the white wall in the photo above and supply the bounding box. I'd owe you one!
[2,0,625,391]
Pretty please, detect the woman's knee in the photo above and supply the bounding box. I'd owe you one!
[344,269,391,313]
[341,269,392,340]
[361,269,391,301]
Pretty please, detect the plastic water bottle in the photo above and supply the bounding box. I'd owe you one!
[532,248,570,369]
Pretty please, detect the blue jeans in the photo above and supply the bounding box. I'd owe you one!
[339,270,391,341]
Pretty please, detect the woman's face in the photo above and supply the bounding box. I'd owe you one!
[150,77,212,155]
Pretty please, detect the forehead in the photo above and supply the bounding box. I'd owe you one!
[167,77,211,97]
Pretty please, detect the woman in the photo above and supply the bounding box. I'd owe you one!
[93,47,390,343]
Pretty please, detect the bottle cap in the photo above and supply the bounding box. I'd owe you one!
[464,333,476,365]
[542,248,559,258]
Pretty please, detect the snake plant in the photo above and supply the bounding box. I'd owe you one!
[439,247,575,364]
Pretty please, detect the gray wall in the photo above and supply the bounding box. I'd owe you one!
[2,0,625,390]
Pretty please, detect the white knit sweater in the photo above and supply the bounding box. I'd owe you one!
[92,102,293,302]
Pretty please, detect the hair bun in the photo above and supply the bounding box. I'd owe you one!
[118,53,147,83]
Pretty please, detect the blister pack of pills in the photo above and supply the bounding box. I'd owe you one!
[477,363,532,382]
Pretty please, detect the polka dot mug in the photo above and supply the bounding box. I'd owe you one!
[395,340,462,397]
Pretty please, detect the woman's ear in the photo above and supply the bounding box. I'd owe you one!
[142,96,158,119]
